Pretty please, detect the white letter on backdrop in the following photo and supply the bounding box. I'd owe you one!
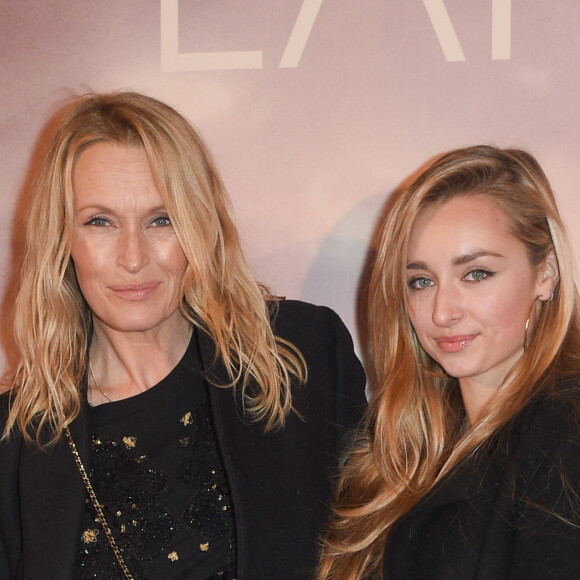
[160,0,263,72]
[492,0,511,60]
[279,0,324,68]
[422,0,466,62]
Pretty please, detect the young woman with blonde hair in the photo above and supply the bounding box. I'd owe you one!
[0,91,366,579]
[319,145,580,579]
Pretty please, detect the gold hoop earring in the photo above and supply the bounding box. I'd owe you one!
[524,296,545,349]
[524,317,530,349]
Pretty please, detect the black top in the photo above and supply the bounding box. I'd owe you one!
[0,300,367,579]
[383,386,580,580]
[77,333,235,579]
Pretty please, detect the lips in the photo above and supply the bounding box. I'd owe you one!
[435,334,477,353]
[108,282,160,301]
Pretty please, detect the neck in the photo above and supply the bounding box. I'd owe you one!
[88,314,192,405]
[459,379,499,424]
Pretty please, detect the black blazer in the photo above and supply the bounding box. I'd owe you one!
[0,300,366,579]
[384,385,580,580]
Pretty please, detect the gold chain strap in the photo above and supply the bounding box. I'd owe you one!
[64,426,135,580]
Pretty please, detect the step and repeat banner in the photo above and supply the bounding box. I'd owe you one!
[2,0,579,373]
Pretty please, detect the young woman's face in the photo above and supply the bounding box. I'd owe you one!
[405,195,547,397]
[70,142,189,339]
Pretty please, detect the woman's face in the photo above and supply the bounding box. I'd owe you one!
[405,194,548,397]
[70,142,188,338]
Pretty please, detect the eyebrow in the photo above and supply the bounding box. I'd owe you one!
[75,204,168,213]
[407,250,504,270]
[452,250,504,265]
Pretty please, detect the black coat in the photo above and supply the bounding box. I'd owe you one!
[384,385,580,580]
[0,300,367,579]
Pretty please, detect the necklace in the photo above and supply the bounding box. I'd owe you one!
[88,359,112,404]
[65,426,135,579]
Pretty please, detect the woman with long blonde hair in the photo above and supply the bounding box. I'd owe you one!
[0,91,366,579]
[319,145,580,579]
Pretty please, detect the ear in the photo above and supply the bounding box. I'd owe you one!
[536,248,560,301]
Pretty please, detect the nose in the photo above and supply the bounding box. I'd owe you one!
[432,282,463,327]
[117,227,149,273]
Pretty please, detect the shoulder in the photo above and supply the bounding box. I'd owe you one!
[270,299,367,427]
[269,299,363,375]
[525,379,580,445]
[0,390,13,430]
[271,298,342,325]
[269,299,351,346]
[514,381,580,505]
[499,381,580,576]
[479,381,580,510]
[0,390,23,483]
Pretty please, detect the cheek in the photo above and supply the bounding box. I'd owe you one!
[159,241,188,277]
[151,241,189,297]
[71,242,109,284]
[406,298,430,335]
[70,237,120,305]
[481,281,535,329]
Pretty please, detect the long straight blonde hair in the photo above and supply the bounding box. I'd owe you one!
[318,145,580,579]
[7,91,306,445]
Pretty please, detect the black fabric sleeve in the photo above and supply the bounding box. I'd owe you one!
[507,396,580,579]
[271,299,367,440]
[0,394,23,579]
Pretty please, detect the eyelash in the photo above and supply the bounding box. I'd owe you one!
[464,268,495,282]
[407,268,495,290]
[86,217,108,227]
[407,276,433,291]
[152,216,171,227]
[84,216,172,227]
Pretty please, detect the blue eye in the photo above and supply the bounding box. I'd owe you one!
[465,269,493,282]
[408,276,434,290]
[86,217,108,227]
[152,216,171,227]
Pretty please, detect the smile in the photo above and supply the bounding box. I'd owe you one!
[109,282,160,301]
[435,334,477,353]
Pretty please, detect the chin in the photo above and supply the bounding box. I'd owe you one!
[98,316,170,334]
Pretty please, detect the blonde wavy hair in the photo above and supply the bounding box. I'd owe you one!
[7,91,306,445]
[318,145,580,579]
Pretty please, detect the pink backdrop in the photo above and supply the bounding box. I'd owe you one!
[2,0,580,376]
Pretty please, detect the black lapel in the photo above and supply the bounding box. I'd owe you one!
[196,323,337,580]
[19,415,89,578]
[196,327,248,578]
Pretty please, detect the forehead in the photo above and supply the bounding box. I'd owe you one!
[73,141,150,177]
[408,195,521,258]
[71,142,162,204]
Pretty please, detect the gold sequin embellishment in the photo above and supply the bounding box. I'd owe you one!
[200,542,209,551]
[122,436,137,449]
[180,411,193,426]
[82,529,99,544]
[168,551,179,561]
